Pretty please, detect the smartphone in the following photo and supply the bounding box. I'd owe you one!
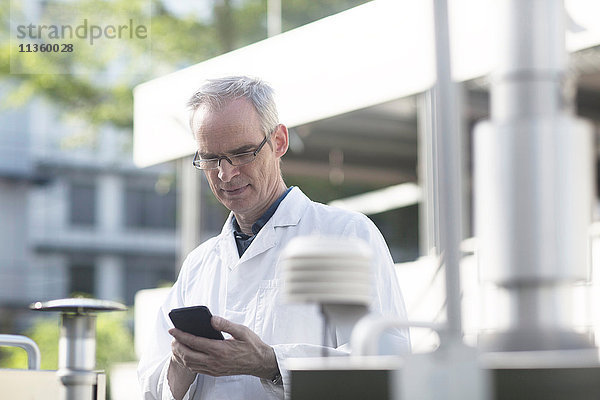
[168,305,224,340]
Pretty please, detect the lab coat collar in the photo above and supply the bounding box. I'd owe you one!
[218,187,309,268]
[269,186,307,228]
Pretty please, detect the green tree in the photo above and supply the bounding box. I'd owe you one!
[0,0,219,129]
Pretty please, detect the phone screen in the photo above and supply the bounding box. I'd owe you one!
[168,305,224,340]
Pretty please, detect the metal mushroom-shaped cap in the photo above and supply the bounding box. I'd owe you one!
[30,298,127,314]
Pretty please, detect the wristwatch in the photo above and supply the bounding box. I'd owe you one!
[270,371,283,385]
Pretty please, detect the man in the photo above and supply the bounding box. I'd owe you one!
[138,76,410,400]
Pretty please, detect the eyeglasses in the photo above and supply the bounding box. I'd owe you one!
[192,131,272,170]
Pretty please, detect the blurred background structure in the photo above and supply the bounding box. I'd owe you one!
[0,94,178,325]
[0,0,411,335]
[0,1,374,315]
[2,0,600,398]
[132,0,600,348]
[0,0,381,397]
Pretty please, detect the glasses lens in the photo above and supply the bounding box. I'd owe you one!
[194,159,219,170]
[193,133,268,170]
[228,153,255,166]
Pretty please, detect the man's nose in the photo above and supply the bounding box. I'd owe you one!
[217,159,239,182]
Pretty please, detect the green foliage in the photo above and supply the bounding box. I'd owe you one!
[0,0,216,128]
[0,317,60,370]
[95,312,137,371]
[0,312,135,371]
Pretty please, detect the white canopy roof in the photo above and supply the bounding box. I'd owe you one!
[133,0,600,167]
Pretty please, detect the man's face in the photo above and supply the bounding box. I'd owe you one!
[191,98,286,220]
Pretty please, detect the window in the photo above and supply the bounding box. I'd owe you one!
[70,181,96,226]
[125,185,176,230]
[69,264,95,297]
[124,256,175,305]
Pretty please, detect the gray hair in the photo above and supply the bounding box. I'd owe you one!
[187,76,279,137]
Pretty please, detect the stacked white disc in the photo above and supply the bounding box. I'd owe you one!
[281,236,372,306]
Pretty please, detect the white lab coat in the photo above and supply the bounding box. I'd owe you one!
[138,187,410,400]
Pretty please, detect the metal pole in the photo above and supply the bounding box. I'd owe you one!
[417,91,439,258]
[492,0,566,123]
[0,334,41,370]
[57,314,97,400]
[432,0,463,342]
[178,156,202,274]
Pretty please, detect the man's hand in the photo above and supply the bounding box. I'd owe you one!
[169,316,279,380]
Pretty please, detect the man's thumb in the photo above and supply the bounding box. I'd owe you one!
[211,316,247,339]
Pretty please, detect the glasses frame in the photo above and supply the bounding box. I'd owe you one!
[192,129,274,171]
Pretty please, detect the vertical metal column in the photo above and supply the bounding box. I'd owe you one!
[474,0,594,351]
[58,313,97,400]
[417,91,440,258]
[432,0,464,342]
[177,156,202,274]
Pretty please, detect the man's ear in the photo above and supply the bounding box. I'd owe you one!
[272,124,289,158]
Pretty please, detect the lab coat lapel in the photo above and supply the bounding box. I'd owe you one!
[238,187,308,264]
[218,213,241,270]
[239,225,277,263]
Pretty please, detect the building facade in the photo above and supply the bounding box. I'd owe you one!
[0,93,178,331]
